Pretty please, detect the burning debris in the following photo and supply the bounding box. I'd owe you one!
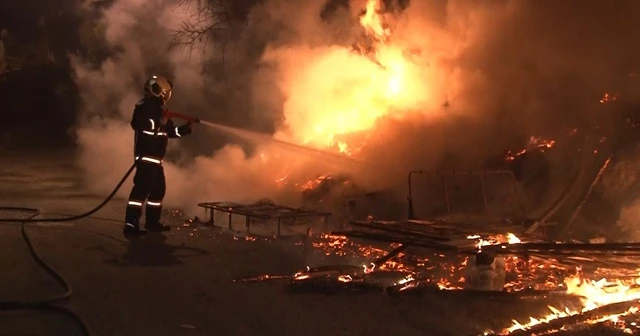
[236,154,640,335]
[227,202,640,335]
[505,136,556,163]
[494,301,640,335]
[164,1,640,335]
[281,229,640,335]
[216,117,630,335]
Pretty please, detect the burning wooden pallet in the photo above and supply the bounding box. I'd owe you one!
[197,200,331,237]
[331,218,640,278]
[489,300,640,336]
[333,217,536,253]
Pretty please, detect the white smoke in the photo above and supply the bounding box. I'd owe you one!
[71,0,640,219]
[71,0,296,214]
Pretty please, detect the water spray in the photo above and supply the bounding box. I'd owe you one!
[163,110,368,166]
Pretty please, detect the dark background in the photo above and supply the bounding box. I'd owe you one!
[0,0,89,149]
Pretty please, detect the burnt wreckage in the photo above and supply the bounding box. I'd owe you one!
[198,115,640,335]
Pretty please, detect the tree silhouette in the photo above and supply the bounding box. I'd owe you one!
[170,0,256,61]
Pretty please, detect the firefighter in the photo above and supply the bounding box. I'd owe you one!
[123,75,193,236]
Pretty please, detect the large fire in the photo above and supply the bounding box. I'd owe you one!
[272,0,438,151]
[266,0,445,188]
[236,1,640,334]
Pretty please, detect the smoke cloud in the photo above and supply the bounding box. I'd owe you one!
[71,0,640,217]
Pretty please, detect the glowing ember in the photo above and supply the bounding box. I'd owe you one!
[273,174,334,191]
[308,233,538,291]
[338,275,353,283]
[467,233,522,250]
[236,229,640,336]
[505,136,555,162]
[599,92,620,104]
[299,175,332,191]
[282,230,640,335]
[506,233,521,244]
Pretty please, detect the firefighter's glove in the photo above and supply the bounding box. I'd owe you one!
[177,123,193,136]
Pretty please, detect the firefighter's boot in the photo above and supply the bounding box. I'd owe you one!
[123,222,148,236]
[146,222,171,232]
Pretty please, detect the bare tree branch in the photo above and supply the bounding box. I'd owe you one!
[170,0,247,61]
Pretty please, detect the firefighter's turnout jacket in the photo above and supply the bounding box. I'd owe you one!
[131,95,192,163]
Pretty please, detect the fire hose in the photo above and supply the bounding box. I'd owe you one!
[0,112,200,335]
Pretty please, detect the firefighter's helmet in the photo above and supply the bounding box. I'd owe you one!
[144,75,173,104]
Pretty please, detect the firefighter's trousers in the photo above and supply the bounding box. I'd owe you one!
[124,161,166,227]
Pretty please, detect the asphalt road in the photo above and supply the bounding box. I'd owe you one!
[0,150,631,336]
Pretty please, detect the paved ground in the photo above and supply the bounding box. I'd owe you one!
[0,149,630,336]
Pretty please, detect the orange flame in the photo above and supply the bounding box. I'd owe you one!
[505,136,555,161]
[309,233,640,334]
[273,0,436,149]
[505,276,640,334]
